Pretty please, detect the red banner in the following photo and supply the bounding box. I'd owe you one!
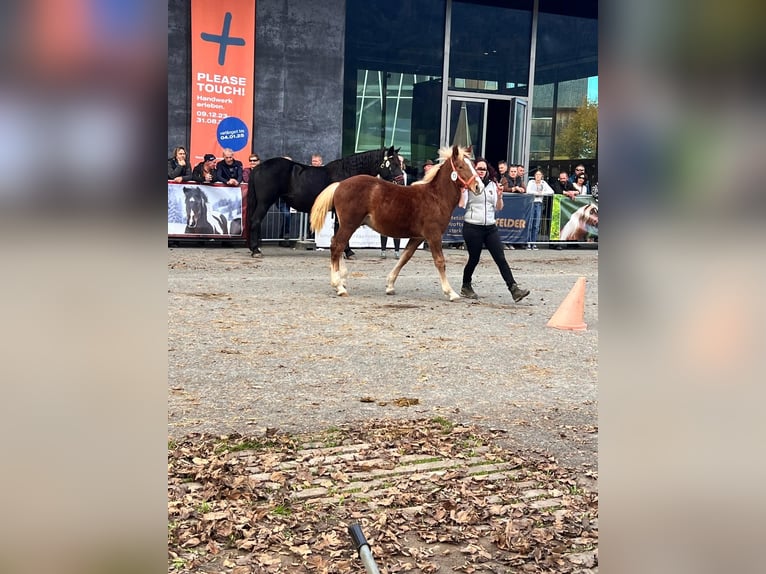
[190,0,255,164]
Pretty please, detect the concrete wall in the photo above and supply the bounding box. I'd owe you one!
[167,0,191,156]
[167,0,346,165]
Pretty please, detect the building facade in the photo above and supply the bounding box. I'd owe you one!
[168,0,597,180]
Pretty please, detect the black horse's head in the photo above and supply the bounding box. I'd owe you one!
[183,186,209,229]
[378,145,404,184]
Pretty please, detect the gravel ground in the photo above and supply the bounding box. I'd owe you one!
[168,243,598,470]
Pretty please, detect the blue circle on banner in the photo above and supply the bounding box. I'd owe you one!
[216,117,249,152]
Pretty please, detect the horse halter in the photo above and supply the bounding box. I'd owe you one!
[449,156,479,192]
[380,153,404,184]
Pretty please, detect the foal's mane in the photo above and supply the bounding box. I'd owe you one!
[413,146,470,186]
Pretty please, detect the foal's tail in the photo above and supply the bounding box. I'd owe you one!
[310,182,340,232]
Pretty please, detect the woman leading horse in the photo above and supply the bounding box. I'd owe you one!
[309,145,483,300]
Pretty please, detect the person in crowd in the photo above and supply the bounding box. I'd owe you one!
[525,168,554,250]
[422,159,435,177]
[192,153,217,184]
[569,164,590,194]
[458,158,530,303]
[311,153,323,167]
[551,171,578,250]
[517,164,525,183]
[242,153,261,183]
[497,160,510,188]
[168,146,192,183]
[215,148,243,186]
[553,171,578,199]
[380,155,406,258]
[503,164,524,193]
[572,172,588,195]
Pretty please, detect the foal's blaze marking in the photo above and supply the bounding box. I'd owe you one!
[310,145,483,300]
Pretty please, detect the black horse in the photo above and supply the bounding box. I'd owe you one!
[246,147,402,255]
[184,186,228,235]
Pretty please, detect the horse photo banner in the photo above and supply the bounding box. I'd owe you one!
[190,0,256,163]
[442,194,534,244]
[168,182,245,237]
[549,196,599,242]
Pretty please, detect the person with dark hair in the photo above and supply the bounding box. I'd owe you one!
[569,164,590,194]
[572,172,588,196]
[168,146,192,183]
[242,153,261,183]
[459,158,530,302]
[553,171,578,198]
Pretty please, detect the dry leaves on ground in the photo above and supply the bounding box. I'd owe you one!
[168,418,597,573]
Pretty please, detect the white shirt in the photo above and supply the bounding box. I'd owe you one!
[526,178,554,203]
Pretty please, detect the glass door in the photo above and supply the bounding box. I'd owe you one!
[510,98,527,166]
[447,97,486,158]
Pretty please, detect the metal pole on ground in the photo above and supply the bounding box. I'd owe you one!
[348,523,381,574]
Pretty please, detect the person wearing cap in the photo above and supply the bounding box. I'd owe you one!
[215,148,243,186]
[192,153,217,184]
[423,159,435,177]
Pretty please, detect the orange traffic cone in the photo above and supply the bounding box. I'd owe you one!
[547,277,587,331]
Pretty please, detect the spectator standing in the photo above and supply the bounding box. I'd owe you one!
[242,154,261,183]
[569,164,590,194]
[497,160,510,189]
[503,164,525,249]
[525,168,554,250]
[551,171,577,250]
[215,148,243,186]
[553,171,578,199]
[458,158,529,302]
[517,164,525,183]
[422,159,435,178]
[503,164,524,193]
[168,146,192,182]
[192,153,217,184]
[311,153,323,167]
[572,173,588,195]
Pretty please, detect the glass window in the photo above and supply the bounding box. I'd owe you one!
[448,0,533,96]
[530,3,598,164]
[344,0,446,165]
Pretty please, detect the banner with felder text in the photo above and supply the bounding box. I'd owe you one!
[442,194,534,244]
[190,0,255,164]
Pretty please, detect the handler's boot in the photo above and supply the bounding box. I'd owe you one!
[460,284,479,299]
[509,283,530,303]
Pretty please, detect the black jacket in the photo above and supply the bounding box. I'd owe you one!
[552,179,576,194]
[191,161,215,183]
[215,160,243,184]
[168,158,192,181]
